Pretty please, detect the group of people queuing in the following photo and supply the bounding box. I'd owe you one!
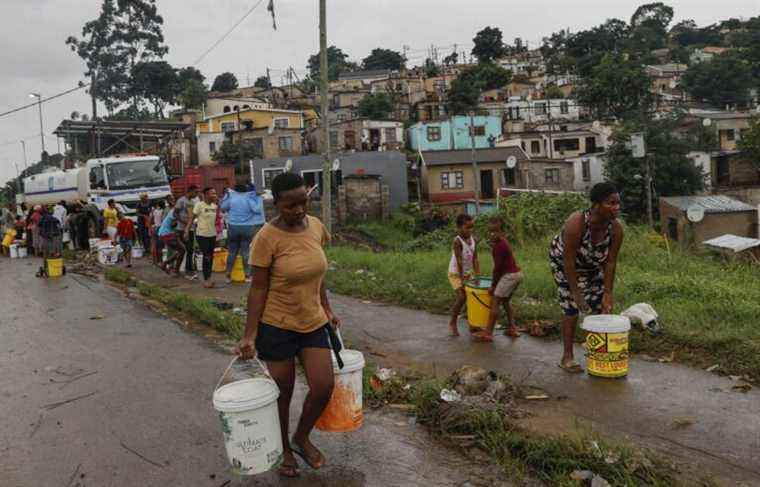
[0,201,73,261]
[447,182,623,373]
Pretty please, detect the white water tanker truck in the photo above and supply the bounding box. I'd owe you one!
[21,154,171,236]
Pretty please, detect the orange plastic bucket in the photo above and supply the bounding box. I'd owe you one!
[316,350,365,432]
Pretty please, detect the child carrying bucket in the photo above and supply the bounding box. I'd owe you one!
[473,216,523,342]
[448,214,480,337]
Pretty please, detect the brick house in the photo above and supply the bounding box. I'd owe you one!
[229,127,304,159]
[308,119,404,153]
[660,195,757,247]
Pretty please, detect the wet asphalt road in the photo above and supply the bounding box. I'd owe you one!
[0,258,513,487]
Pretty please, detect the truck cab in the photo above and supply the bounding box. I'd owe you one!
[84,155,171,216]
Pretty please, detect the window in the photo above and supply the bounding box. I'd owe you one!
[531,140,541,154]
[721,129,735,141]
[668,218,678,241]
[220,122,236,133]
[535,103,547,115]
[521,141,526,151]
[560,101,569,114]
[274,118,289,129]
[582,159,591,182]
[329,131,339,147]
[427,126,442,142]
[469,125,486,136]
[502,168,516,186]
[559,125,568,132]
[223,106,231,113]
[242,105,250,109]
[553,138,580,153]
[441,171,464,190]
[243,138,264,157]
[278,136,294,151]
[262,168,284,189]
[302,170,323,192]
[233,105,239,112]
[384,127,397,144]
[242,120,253,130]
[89,165,105,189]
[544,168,560,185]
[209,141,216,154]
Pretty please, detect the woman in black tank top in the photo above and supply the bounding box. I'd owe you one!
[548,183,624,373]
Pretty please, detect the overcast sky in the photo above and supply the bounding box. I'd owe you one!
[0,0,757,186]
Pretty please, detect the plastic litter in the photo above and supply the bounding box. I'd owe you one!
[440,389,462,403]
[621,303,662,335]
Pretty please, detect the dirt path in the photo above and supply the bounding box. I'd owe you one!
[0,258,515,487]
[124,260,760,485]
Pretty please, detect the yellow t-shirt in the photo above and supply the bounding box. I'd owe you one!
[193,201,218,238]
[103,207,119,228]
[249,215,330,333]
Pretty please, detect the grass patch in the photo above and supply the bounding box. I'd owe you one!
[105,272,245,339]
[329,226,760,381]
[363,366,706,486]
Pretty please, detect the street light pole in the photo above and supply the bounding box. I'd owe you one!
[29,93,45,155]
[319,0,332,233]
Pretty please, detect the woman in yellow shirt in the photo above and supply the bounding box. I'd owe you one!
[102,199,119,240]
[237,173,340,478]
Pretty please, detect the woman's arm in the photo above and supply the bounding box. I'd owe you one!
[602,221,624,313]
[321,281,341,327]
[237,266,270,359]
[561,213,589,312]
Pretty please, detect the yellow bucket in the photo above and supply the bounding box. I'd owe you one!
[2,229,16,248]
[213,248,228,273]
[464,278,492,329]
[581,315,632,378]
[47,258,64,278]
[231,255,246,283]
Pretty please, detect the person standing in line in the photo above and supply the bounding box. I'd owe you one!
[103,199,119,240]
[175,185,199,279]
[549,182,624,373]
[186,187,218,289]
[38,206,63,260]
[53,201,67,227]
[116,212,136,268]
[29,205,42,257]
[237,173,340,478]
[157,204,186,275]
[447,214,480,337]
[135,193,152,251]
[151,200,167,265]
[220,184,266,284]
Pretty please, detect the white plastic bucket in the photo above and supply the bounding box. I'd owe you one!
[17,246,27,258]
[9,244,19,259]
[581,315,632,378]
[195,252,203,272]
[89,238,100,250]
[213,378,283,476]
[131,247,144,259]
[98,246,119,266]
[316,349,366,432]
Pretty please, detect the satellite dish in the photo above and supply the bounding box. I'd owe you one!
[285,159,293,172]
[332,158,341,171]
[702,118,712,127]
[506,156,517,169]
[687,205,705,223]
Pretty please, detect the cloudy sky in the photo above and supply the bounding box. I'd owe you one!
[0,0,756,185]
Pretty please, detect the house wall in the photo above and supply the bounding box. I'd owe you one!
[660,201,756,246]
[409,116,502,152]
[714,119,751,151]
[205,98,269,117]
[311,120,404,153]
[197,132,227,165]
[519,161,575,191]
[568,154,606,192]
[234,130,304,159]
[197,110,303,134]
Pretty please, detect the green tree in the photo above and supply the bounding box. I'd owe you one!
[211,72,239,92]
[472,26,507,63]
[443,51,459,66]
[357,93,394,119]
[254,76,271,89]
[211,141,260,165]
[680,53,754,108]
[307,45,353,81]
[446,77,481,115]
[362,48,406,71]
[574,54,653,120]
[423,58,440,77]
[605,117,705,219]
[66,0,128,117]
[544,85,565,99]
[176,67,207,109]
[738,118,760,167]
[446,63,512,115]
[130,60,177,117]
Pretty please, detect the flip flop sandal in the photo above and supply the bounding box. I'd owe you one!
[292,445,325,470]
[278,460,300,478]
[471,332,494,343]
[558,360,584,374]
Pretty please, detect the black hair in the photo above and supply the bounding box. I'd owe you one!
[203,186,214,195]
[187,184,199,192]
[455,213,473,227]
[234,183,248,192]
[107,199,115,205]
[589,182,619,204]
[271,172,305,203]
[489,215,506,231]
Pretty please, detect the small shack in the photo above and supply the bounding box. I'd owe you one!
[703,234,760,261]
[659,195,757,246]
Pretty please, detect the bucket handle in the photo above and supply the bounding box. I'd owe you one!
[213,355,275,393]
[471,292,492,310]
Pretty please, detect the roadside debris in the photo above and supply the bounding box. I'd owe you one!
[89,314,104,320]
[731,376,753,393]
[705,364,720,373]
[671,417,696,429]
[621,303,663,335]
[440,389,462,403]
[658,351,675,363]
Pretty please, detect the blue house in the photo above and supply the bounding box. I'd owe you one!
[408,115,503,152]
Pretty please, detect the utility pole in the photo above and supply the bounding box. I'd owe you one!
[319,0,332,232]
[13,162,21,196]
[645,154,654,228]
[20,140,28,169]
[469,111,481,215]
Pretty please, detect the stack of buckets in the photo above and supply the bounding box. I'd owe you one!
[213,341,366,476]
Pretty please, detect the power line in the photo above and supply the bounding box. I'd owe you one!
[0,83,89,120]
[193,0,266,65]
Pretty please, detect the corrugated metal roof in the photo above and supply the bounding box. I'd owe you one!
[703,234,760,253]
[661,195,756,213]
[421,147,528,166]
